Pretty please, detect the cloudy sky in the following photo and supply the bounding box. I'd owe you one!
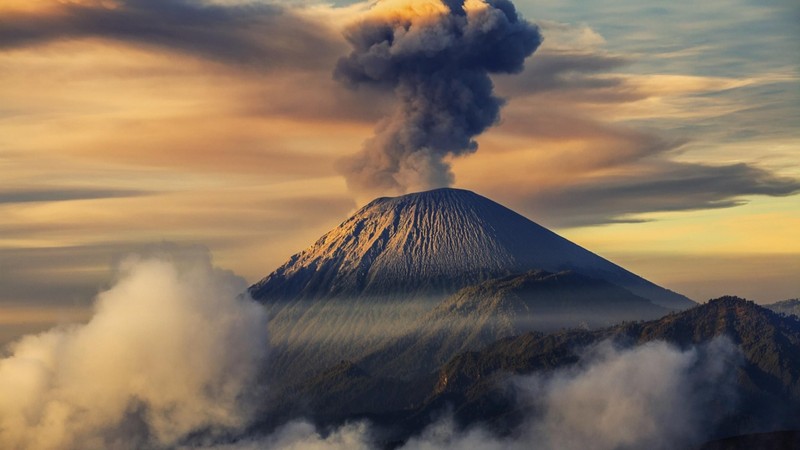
[0,0,798,342]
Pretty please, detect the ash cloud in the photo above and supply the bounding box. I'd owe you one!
[334,0,541,196]
[0,248,269,450]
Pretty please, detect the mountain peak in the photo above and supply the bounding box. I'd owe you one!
[250,188,694,309]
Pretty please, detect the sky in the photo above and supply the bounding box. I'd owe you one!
[0,0,798,342]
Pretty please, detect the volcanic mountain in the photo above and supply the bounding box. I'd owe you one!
[250,188,692,309]
[249,188,692,383]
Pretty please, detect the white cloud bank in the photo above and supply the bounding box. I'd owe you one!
[0,251,270,450]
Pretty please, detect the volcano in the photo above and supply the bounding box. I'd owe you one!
[248,189,693,383]
[250,188,692,309]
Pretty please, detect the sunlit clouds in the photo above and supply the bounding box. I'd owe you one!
[0,0,798,337]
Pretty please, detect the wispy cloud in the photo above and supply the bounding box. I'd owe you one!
[0,0,343,70]
[0,187,149,204]
[511,162,800,227]
[455,19,800,226]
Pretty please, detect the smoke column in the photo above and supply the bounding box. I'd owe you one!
[334,0,541,196]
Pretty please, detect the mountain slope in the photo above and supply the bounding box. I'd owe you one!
[427,296,800,435]
[277,297,800,444]
[250,188,693,309]
[356,270,670,379]
[248,188,693,385]
[767,299,800,317]
[430,269,669,331]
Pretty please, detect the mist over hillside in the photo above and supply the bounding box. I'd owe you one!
[767,299,800,317]
[1,252,797,449]
[257,297,800,447]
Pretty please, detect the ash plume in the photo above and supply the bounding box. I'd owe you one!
[334,0,541,196]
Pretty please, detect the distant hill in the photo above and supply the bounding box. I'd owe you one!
[271,297,800,444]
[425,297,800,433]
[766,299,800,317]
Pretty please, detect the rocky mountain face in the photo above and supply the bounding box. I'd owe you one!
[271,297,800,445]
[428,296,800,420]
[249,188,693,383]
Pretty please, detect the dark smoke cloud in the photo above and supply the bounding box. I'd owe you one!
[334,0,541,196]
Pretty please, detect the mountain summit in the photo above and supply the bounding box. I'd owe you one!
[251,188,692,309]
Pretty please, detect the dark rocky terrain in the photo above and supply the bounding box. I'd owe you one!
[263,297,800,446]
